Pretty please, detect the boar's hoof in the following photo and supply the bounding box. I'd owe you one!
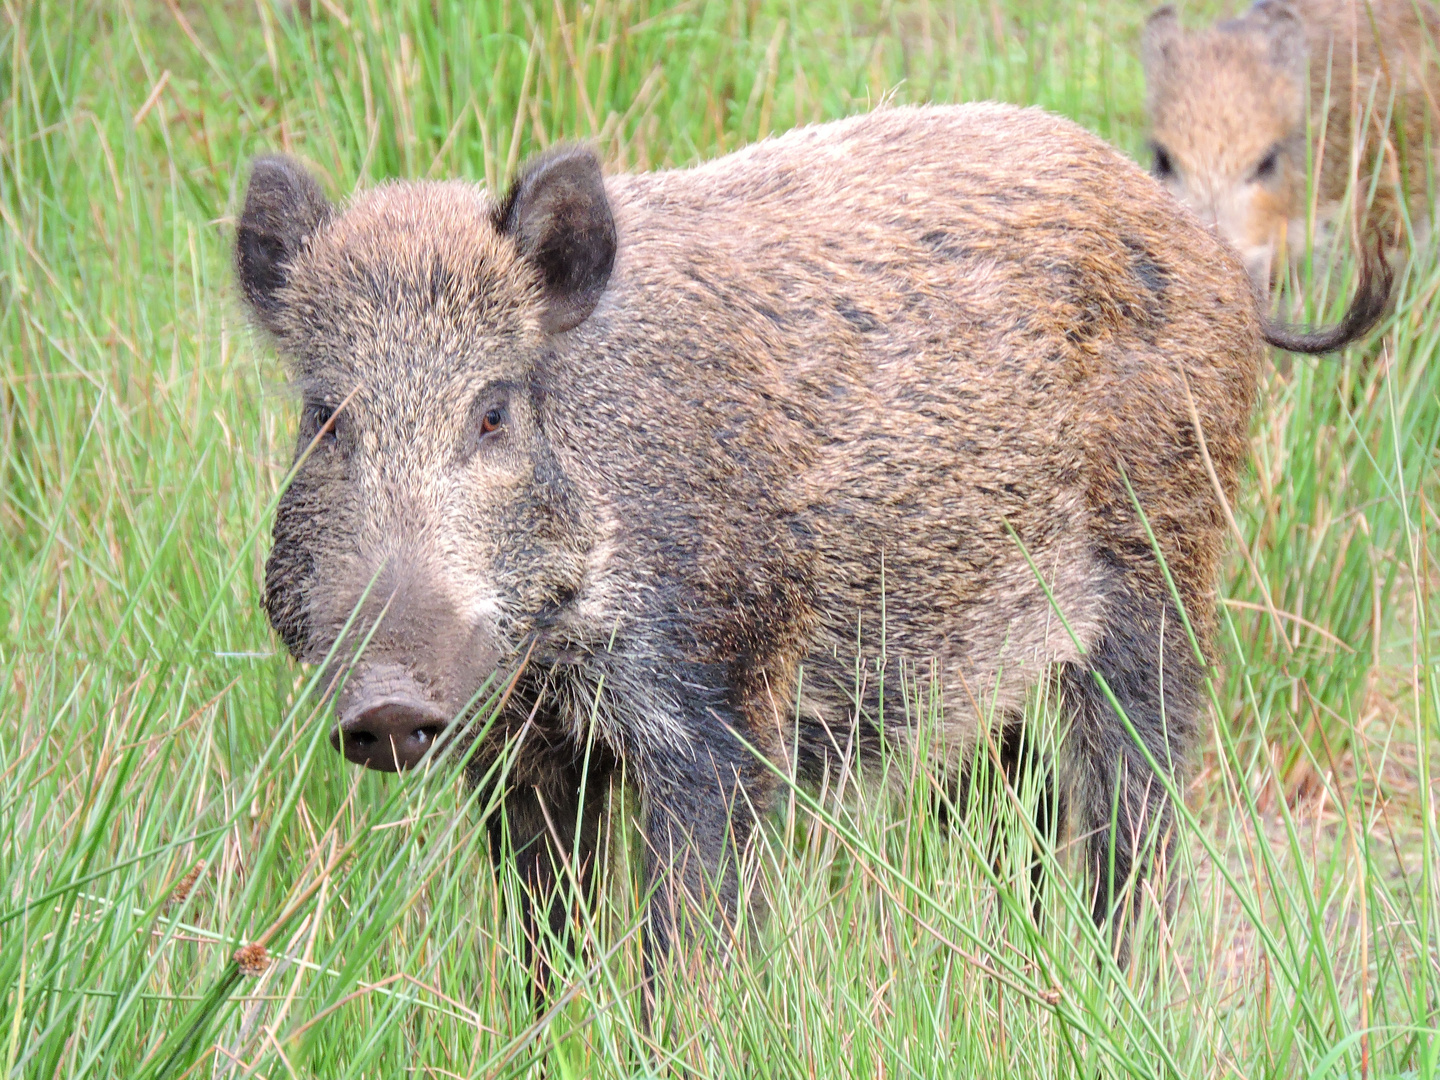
[332,697,449,772]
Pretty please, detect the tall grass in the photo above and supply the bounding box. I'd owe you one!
[1,1,1436,1076]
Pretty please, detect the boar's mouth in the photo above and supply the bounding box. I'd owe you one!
[331,663,453,772]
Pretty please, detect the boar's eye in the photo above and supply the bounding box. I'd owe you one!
[1251,144,1281,182]
[1151,142,1176,181]
[303,401,338,447]
[468,402,508,457]
[463,385,515,460]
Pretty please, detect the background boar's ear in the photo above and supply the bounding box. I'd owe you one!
[1141,6,1181,73]
[1248,1,1307,75]
[235,155,331,333]
[494,146,616,334]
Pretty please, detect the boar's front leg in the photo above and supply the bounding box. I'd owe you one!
[487,756,612,998]
[634,688,776,988]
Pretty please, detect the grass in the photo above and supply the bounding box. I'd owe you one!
[1,0,1437,1076]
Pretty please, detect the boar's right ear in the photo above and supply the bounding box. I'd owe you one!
[1142,6,1182,73]
[494,146,616,334]
[235,155,332,334]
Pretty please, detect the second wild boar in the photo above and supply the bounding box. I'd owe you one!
[1143,0,1440,289]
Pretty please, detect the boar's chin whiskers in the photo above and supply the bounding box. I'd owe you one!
[492,635,538,717]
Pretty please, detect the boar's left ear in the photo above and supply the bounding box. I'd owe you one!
[495,146,617,334]
[236,155,332,335]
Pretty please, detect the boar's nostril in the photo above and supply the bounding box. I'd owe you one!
[331,698,450,773]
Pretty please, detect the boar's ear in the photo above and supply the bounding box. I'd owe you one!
[495,146,616,334]
[1248,0,1307,74]
[235,155,332,334]
[1141,6,1182,73]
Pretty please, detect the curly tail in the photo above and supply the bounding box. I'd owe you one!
[1260,244,1393,354]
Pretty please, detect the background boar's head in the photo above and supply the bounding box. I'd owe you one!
[235,150,616,771]
[1141,3,1308,289]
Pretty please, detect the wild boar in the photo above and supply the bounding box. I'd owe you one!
[1143,0,1440,289]
[235,103,1386,986]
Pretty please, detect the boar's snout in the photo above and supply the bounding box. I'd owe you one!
[309,553,505,772]
[332,664,451,772]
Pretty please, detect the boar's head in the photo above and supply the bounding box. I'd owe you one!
[1142,3,1308,289]
[236,150,616,771]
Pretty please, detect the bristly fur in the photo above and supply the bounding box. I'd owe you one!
[236,103,1369,993]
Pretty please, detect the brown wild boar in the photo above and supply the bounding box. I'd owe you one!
[1143,0,1440,289]
[235,103,1386,989]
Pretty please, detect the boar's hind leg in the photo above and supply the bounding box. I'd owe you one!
[487,758,612,998]
[1060,585,1202,945]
